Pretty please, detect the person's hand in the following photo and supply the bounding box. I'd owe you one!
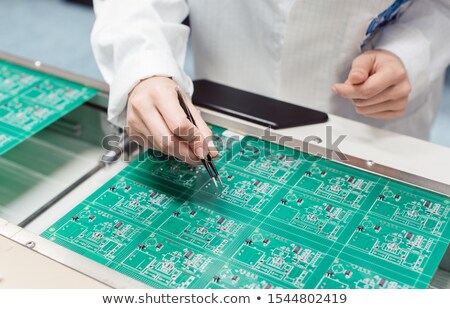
[127,76,217,164]
[332,50,411,119]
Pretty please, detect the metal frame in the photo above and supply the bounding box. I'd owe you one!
[0,52,448,288]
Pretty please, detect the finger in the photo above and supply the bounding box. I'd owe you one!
[127,113,154,149]
[155,90,207,159]
[347,53,375,85]
[354,98,407,115]
[352,83,410,107]
[357,66,398,97]
[333,82,371,99]
[128,129,151,149]
[183,97,219,158]
[363,109,406,119]
[333,67,397,100]
[165,135,201,165]
[130,100,201,163]
[145,112,200,164]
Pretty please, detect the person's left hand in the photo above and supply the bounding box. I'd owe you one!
[332,50,411,119]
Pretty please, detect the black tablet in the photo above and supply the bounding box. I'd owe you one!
[192,80,328,129]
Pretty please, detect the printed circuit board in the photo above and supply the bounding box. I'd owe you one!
[42,125,450,289]
[0,60,97,155]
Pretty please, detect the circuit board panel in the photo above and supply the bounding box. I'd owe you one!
[42,125,450,289]
[0,60,97,155]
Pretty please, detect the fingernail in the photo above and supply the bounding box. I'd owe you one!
[351,71,365,78]
[207,140,217,151]
[210,150,219,158]
[332,86,338,94]
[194,147,206,159]
[207,140,219,158]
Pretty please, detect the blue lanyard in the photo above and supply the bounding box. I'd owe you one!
[361,0,413,50]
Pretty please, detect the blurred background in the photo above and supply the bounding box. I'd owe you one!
[1,0,449,147]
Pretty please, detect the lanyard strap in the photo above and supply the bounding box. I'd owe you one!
[361,0,414,51]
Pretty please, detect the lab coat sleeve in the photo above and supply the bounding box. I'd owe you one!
[374,0,450,108]
[91,0,192,127]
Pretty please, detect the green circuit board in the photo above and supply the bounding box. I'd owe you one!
[42,125,450,289]
[0,60,97,155]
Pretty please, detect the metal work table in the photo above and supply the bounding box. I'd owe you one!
[0,52,448,288]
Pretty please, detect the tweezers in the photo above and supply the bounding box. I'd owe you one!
[176,88,222,189]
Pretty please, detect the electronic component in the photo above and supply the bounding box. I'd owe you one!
[184,251,194,259]
[378,278,386,287]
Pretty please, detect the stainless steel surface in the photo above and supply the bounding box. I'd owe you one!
[0,105,110,225]
[18,161,106,228]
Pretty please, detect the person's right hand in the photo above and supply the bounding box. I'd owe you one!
[126,76,217,164]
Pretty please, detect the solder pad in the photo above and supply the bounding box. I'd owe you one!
[42,125,450,289]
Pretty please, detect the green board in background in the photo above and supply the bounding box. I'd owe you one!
[42,125,450,289]
[0,60,97,155]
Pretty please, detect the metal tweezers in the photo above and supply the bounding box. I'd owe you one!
[176,88,222,189]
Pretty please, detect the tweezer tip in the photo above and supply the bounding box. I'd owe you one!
[217,176,223,186]
[212,177,218,189]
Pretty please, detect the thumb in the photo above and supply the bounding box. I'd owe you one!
[347,52,375,85]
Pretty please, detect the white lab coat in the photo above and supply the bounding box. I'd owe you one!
[91,0,450,140]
